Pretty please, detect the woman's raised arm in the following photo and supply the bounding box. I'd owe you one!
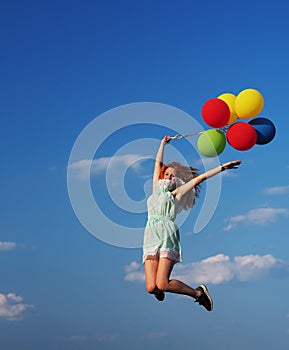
[152,136,171,192]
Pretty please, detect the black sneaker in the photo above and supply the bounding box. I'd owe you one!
[195,284,213,311]
[154,289,165,302]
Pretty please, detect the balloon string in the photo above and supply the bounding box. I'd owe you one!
[171,131,204,139]
[171,126,230,140]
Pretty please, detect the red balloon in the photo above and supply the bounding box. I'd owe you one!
[202,98,230,128]
[226,122,257,151]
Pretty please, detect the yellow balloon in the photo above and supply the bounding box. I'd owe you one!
[234,88,264,119]
[217,93,237,124]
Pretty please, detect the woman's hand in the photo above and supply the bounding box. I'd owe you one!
[162,135,172,144]
[221,160,241,171]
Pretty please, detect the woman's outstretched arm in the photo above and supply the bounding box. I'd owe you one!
[173,160,241,200]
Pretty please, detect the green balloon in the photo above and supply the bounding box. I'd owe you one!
[197,129,226,157]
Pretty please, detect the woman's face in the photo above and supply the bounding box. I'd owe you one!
[163,167,176,180]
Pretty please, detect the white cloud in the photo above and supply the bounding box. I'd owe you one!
[0,242,16,251]
[68,158,107,179]
[124,262,144,282]
[124,254,288,285]
[174,254,234,284]
[0,292,34,321]
[263,185,289,195]
[68,154,150,180]
[233,254,278,281]
[224,207,289,231]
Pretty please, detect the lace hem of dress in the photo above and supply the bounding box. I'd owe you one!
[143,248,182,264]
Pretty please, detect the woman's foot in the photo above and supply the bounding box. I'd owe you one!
[154,289,165,302]
[195,284,213,311]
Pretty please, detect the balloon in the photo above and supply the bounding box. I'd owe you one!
[197,129,226,157]
[202,98,230,128]
[226,122,257,151]
[217,93,238,124]
[248,117,276,145]
[234,88,264,119]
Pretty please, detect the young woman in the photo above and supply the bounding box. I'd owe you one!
[143,135,241,311]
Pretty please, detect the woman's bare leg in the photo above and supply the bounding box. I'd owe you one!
[144,259,159,293]
[145,258,213,310]
[144,259,166,300]
[156,258,201,299]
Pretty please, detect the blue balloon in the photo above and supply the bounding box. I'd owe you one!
[248,117,276,145]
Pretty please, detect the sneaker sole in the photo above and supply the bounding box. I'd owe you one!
[199,284,213,311]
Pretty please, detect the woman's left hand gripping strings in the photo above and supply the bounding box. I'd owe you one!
[163,135,172,144]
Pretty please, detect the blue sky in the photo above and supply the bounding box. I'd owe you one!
[1,0,289,349]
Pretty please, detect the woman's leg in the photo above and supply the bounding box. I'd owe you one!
[156,258,201,299]
[145,257,213,310]
[144,259,158,294]
[144,259,165,301]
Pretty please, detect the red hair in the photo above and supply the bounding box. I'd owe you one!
[158,165,169,180]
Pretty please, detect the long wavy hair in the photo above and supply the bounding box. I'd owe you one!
[158,161,200,210]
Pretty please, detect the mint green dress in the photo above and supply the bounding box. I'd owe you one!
[143,180,182,263]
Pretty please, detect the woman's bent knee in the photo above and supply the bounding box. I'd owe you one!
[146,283,157,294]
[156,281,169,292]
